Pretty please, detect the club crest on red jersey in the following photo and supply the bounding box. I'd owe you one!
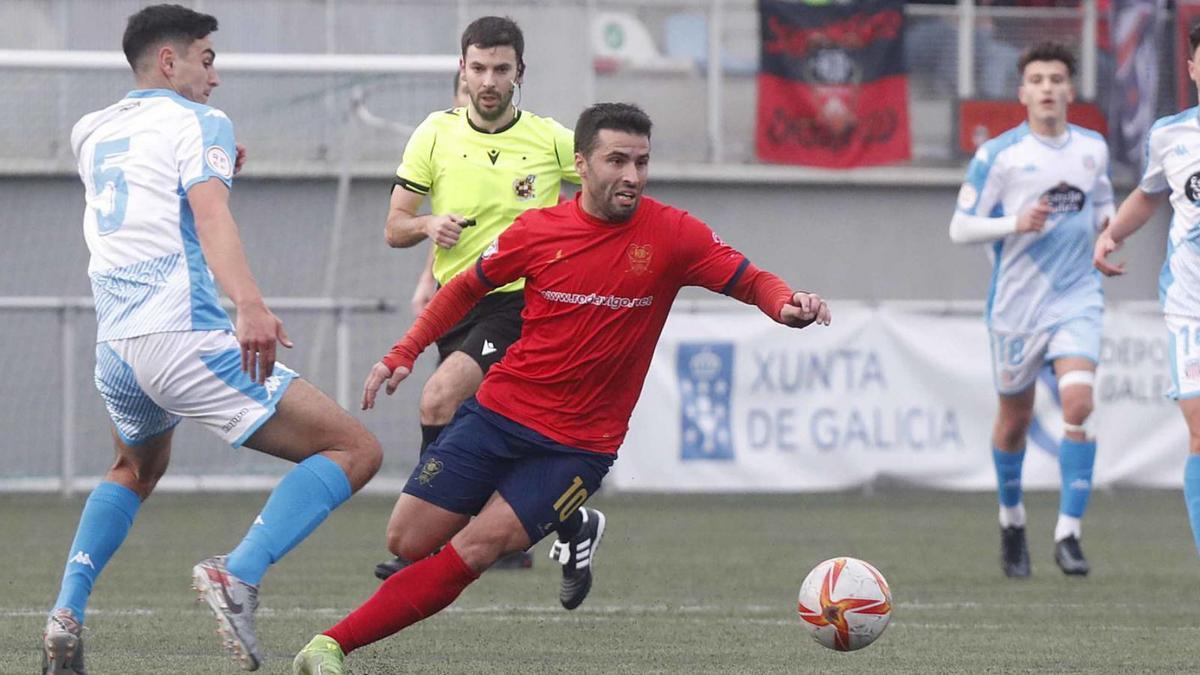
[627,243,653,275]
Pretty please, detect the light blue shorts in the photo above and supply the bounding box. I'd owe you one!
[1165,314,1200,400]
[94,330,297,446]
[989,310,1101,395]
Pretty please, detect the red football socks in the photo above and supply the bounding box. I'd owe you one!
[323,543,480,653]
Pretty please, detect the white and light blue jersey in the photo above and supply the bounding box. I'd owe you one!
[72,88,237,342]
[1141,107,1200,318]
[956,122,1113,333]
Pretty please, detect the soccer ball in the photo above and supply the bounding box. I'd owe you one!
[797,556,893,652]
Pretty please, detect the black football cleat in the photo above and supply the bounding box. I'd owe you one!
[373,555,412,581]
[549,507,606,610]
[1054,535,1090,576]
[1000,525,1031,578]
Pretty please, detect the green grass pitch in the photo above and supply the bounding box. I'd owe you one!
[3,488,1196,673]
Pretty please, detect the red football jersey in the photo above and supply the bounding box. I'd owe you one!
[473,195,754,454]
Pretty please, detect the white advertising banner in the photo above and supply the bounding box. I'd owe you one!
[613,303,1184,492]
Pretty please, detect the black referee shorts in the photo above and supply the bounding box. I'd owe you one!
[435,289,524,372]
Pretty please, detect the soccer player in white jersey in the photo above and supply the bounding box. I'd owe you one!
[1095,22,1200,565]
[950,42,1114,579]
[40,5,381,673]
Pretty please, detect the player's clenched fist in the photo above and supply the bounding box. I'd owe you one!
[780,291,831,328]
[1016,196,1051,233]
[425,214,469,249]
[361,361,412,410]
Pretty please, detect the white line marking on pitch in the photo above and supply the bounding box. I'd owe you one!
[5,600,1199,633]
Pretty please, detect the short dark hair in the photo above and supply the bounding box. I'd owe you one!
[574,103,653,158]
[1189,21,1200,56]
[1017,42,1076,78]
[460,16,525,77]
[122,4,218,70]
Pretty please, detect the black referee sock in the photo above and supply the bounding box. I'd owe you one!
[558,508,584,542]
[420,424,446,455]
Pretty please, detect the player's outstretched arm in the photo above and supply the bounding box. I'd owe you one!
[1093,188,1166,277]
[384,187,470,249]
[361,269,490,410]
[188,178,292,383]
[721,261,831,329]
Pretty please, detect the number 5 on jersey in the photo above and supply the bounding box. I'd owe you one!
[92,137,130,235]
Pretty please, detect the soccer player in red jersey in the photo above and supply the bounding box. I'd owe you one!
[292,102,831,673]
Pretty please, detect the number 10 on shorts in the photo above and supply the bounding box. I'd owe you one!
[553,476,588,522]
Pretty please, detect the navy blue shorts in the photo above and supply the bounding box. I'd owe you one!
[402,397,614,544]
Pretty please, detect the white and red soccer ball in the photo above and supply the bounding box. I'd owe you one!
[797,556,893,652]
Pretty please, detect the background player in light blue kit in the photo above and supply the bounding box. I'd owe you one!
[950,42,1114,579]
[1095,22,1200,566]
[41,5,381,672]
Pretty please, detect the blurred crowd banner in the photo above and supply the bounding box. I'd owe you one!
[755,0,912,168]
[1111,0,1162,169]
[613,304,1184,492]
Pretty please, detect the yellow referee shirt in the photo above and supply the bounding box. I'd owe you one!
[394,107,580,293]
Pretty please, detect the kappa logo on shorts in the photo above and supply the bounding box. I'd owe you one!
[481,340,497,356]
[679,342,735,461]
[418,458,444,486]
[221,407,250,433]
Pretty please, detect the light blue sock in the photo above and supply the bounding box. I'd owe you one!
[225,454,351,585]
[1184,456,1200,557]
[53,482,142,623]
[993,447,1025,508]
[1059,437,1096,518]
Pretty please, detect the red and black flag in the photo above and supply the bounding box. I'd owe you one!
[756,0,911,168]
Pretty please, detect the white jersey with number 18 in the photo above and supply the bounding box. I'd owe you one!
[71,88,237,342]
